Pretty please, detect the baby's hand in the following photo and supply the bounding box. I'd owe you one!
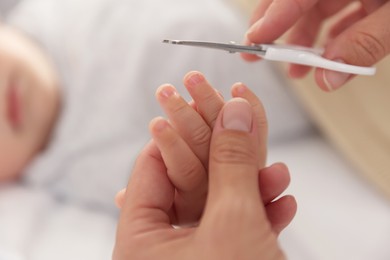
[117,71,295,232]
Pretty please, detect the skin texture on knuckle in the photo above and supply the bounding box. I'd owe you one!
[345,29,388,65]
[289,0,308,15]
[211,131,257,167]
[173,160,205,191]
[253,103,268,129]
[198,211,284,260]
[277,0,316,16]
[189,124,211,148]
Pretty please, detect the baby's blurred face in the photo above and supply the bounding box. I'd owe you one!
[0,25,60,181]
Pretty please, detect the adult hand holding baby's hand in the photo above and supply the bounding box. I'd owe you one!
[113,96,295,260]
[115,72,295,229]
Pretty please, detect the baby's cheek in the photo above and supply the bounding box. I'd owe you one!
[0,139,33,181]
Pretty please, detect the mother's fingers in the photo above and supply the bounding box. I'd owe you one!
[259,164,296,234]
[315,1,390,91]
[361,0,389,13]
[286,6,329,78]
[327,4,367,41]
[117,141,175,230]
[259,163,291,204]
[246,0,319,44]
[249,0,273,26]
[265,195,297,234]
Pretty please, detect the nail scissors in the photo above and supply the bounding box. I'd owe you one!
[163,39,376,76]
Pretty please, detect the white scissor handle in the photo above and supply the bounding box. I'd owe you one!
[261,44,376,75]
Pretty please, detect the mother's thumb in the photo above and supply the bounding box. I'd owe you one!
[207,98,261,205]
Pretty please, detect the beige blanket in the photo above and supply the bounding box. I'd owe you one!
[291,57,390,200]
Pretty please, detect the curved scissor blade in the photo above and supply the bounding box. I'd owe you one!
[163,39,266,56]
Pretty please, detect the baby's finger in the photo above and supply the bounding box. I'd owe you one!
[115,189,126,209]
[156,84,211,167]
[183,71,224,129]
[150,117,207,193]
[231,83,267,168]
[150,117,207,224]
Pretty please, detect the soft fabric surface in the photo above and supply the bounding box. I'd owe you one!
[0,184,116,260]
[1,134,390,259]
[7,0,310,214]
[1,0,389,259]
[269,134,390,260]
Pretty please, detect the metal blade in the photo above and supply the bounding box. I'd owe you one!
[163,39,266,56]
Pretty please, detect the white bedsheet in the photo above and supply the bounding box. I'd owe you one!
[0,185,116,260]
[1,133,390,260]
[1,1,389,259]
[271,134,390,260]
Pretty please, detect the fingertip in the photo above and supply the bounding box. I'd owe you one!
[149,116,170,135]
[115,189,126,209]
[314,68,332,92]
[183,71,206,89]
[184,70,202,81]
[240,52,261,62]
[280,195,298,224]
[259,162,291,204]
[266,195,298,234]
[221,98,253,132]
[240,38,262,62]
[269,162,290,182]
[231,82,256,102]
[282,195,298,222]
[231,82,248,96]
[156,84,178,100]
[314,68,352,92]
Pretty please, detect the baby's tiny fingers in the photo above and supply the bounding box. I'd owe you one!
[183,71,224,129]
[156,84,211,167]
[115,188,126,209]
[150,117,207,225]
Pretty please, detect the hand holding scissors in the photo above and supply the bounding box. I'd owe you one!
[163,39,376,76]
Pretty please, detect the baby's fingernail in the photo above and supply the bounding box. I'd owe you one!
[323,60,351,91]
[187,72,205,87]
[232,82,247,95]
[222,98,252,132]
[158,85,177,98]
[152,117,169,133]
